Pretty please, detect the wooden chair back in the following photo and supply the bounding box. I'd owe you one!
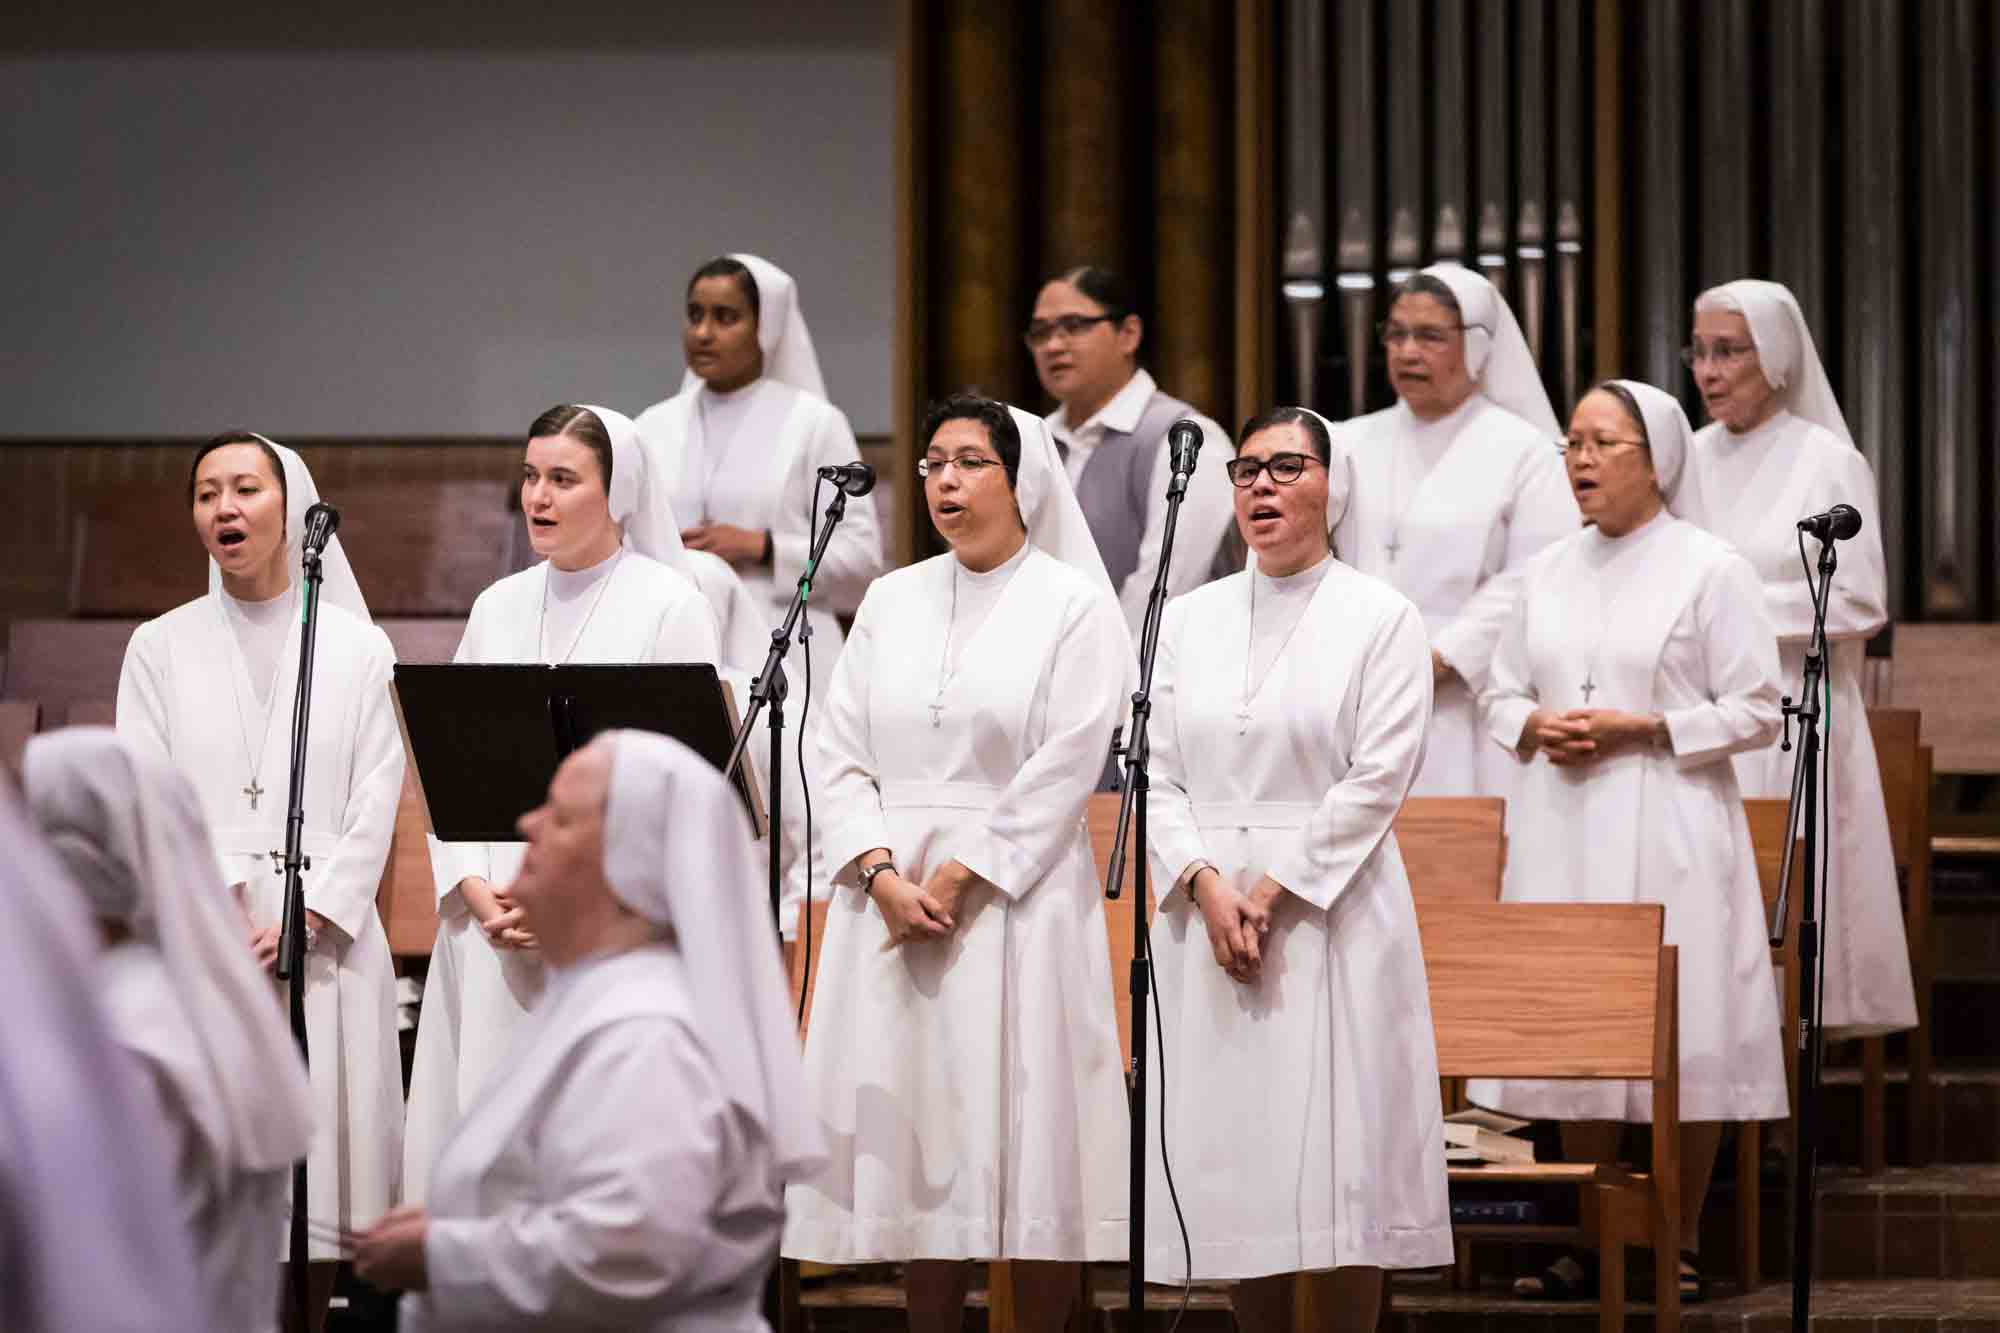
[1422,901,1670,1083]
[0,698,40,776]
[1397,796,1505,904]
[1868,708,1924,869]
[1089,792,1153,1068]
[1888,625,2000,773]
[788,899,833,1039]
[376,769,443,957]
[4,620,138,717]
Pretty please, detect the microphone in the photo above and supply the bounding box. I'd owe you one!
[1796,503,1862,542]
[301,502,340,558]
[1167,418,1204,483]
[817,462,877,497]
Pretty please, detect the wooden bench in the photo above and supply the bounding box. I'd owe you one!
[1886,625,2000,777]
[0,698,39,777]
[1862,708,1934,1171]
[1426,902,1681,1333]
[1732,797,1804,1291]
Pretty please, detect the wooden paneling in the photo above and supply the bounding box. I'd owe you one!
[1155,0,1232,427]
[1889,624,2000,773]
[1040,0,1125,274]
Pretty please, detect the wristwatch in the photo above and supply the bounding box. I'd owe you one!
[860,860,897,894]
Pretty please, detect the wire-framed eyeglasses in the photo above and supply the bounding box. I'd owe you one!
[1555,436,1649,460]
[1226,452,1322,487]
[1023,314,1117,348]
[918,454,1006,479]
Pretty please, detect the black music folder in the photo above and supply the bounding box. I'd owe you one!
[392,663,765,842]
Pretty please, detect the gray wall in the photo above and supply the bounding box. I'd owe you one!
[0,3,894,437]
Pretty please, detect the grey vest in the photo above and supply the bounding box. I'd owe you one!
[1069,388,1192,593]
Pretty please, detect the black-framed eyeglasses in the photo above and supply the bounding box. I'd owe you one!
[1377,320,1468,349]
[1225,452,1322,487]
[1023,313,1117,348]
[917,453,1006,479]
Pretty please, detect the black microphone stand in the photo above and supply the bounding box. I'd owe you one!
[726,483,852,932]
[1771,531,1839,1333]
[1104,454,1198,1325]
[274,539,330,1333]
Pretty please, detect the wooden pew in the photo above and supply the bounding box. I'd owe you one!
[3,619,138,720]
[1732,798,1803,1292]
[1861,708,1933,1170]
[0,698,39,776]
[1886,624,2000,775]
[1426,902,1681,1333]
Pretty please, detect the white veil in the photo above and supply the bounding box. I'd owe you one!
[1693,278,1855,448]
[1608,379,1702,518]
[598,730,825,1177]
[24,727,315,1172]
[204,434,371,620]
[1006,404,1116,596]
[1419,263,1563,440]
[678,253,828,400]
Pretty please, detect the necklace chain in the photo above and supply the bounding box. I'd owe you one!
[930,562,961,728]
[538,550,625,665]
[1239,563,1324,733]
[216,587,297,810]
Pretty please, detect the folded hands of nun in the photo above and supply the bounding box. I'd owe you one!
[351,1205,430,1292]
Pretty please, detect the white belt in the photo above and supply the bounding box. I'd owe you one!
[879,780,1007,811]
[1190,799,1316,830]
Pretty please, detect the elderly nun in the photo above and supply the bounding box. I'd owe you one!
[1473,380,1787,1303]
[405,404,724,1203]
[782,394,1135,1333]
[25,727,315,1332]
[1685,279,1916,1039]
[356,730,821,1332]
[1331,263,1579,798]
[115,430,404,1322]
[1145,406,1450,1331]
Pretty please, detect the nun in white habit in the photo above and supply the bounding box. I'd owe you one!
[1472,380,1786,1300]
[405,404,723,1204]
[357,730,822,1333]
[25,727,316,1333]
[782,395,1134,1333]
[1145,407,1449,1327]
[115,430,405,1287]
[1686,279,1916,1038]
[635,252,886,705]
[1331,263,1579,798]
[0,782,211,1333]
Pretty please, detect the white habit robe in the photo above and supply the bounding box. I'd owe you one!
[1689,410,1916,1037]
[117,593,406,1255]
[635,376,885,701]
[1145,555,1452,1278]
[404,549,722,1203]
[782,543,1133,1262]
[1471,512,1790,1122]
[100,945,289,1332]
[1333,395,1579,797]
[402,945,782,1333]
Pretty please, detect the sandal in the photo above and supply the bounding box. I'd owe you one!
[1678,1250,1707,1304]
[1512,1250,1597,1300]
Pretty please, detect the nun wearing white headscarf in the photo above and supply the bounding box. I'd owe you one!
[1331,263,1579,799]
[359,731,821,1333]
[1471,380,1786,1296]
[782,394,1134,1328]
[116,429,405,1278]
[635,253,886,706]
[25,727,315,1333]
[404,404,723,1204]
[1686,279,1915,1038]
[1143,407,1448,1323]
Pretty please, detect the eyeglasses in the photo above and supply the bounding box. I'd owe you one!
[1225,452,1321,487]
[1377,320,1467,349]
[1680,338,1755,367]
[1023,313,1116,348]
[1555,437,1649,459]
[918,454,1006,479]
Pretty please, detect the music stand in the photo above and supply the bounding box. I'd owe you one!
[392,662,765,841]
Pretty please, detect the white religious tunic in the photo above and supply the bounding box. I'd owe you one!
[1470,512,1790,1122]
[1334,395,1578,797]
[401,944,782,1333]
[782,543,1133,1262]
[1689,410,1916,1037]
[117,590,405,1257]
[635,376,885,702]
[1144,555,1452,1278]
[100,944,288,1333]
[404,549,722,1203]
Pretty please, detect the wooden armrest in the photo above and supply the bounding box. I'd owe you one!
[1447,1162,1640,1187]
[1933,835,2000,858]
